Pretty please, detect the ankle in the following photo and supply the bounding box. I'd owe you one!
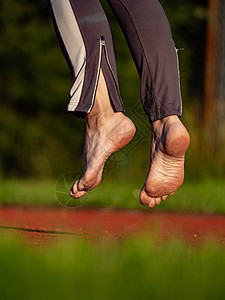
[152,115,179,134]
[86,109,112,130]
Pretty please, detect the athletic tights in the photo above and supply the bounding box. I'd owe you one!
[47,0,182,122]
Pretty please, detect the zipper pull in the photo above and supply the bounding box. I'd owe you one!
[100,36,105,46]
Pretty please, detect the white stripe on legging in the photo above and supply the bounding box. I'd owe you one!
[50,0,86,111]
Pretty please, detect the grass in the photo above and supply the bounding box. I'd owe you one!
[0,232,224,300]
[0,177,225,213]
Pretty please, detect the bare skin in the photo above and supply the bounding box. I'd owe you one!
[70,70,136,198]
[70,69,190,207]
[140,115,190,208]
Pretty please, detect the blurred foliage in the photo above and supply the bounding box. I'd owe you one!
[0,0,84,178]
[0,233,225,300]
[1,178,225,214]
[1,0,222,180]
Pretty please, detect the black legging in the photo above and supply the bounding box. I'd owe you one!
[47,0,182,122]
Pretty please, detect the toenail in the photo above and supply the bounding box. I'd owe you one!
[148,200,155,208]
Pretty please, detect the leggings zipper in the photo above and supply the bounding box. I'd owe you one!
[87,36,124,113]
[87,37,103,113]
[100,36,124,107]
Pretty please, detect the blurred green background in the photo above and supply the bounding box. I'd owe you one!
[0,0,224,208]
[0,233,225,300]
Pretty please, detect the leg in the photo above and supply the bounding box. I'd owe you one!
[107,0,190,207]
[70,69,135,198]
[47,0,124,115]
[47,0,135,197]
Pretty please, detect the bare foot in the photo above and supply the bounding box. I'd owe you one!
[70,70,136,199]
[140,115,190,208]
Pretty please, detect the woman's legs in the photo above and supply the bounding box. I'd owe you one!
[107,0,190,207]
[48,0,190,207]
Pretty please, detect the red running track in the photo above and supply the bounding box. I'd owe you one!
[0,205,225,246]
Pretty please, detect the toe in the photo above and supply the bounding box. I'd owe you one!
[71,180,79,194]
[140,190,150,205]
[148,198,156,208]
[70,180,87,199]
[77,179,86,191]
[162,195,168,201]
[155,197,161,205]
[70,190,87,199]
